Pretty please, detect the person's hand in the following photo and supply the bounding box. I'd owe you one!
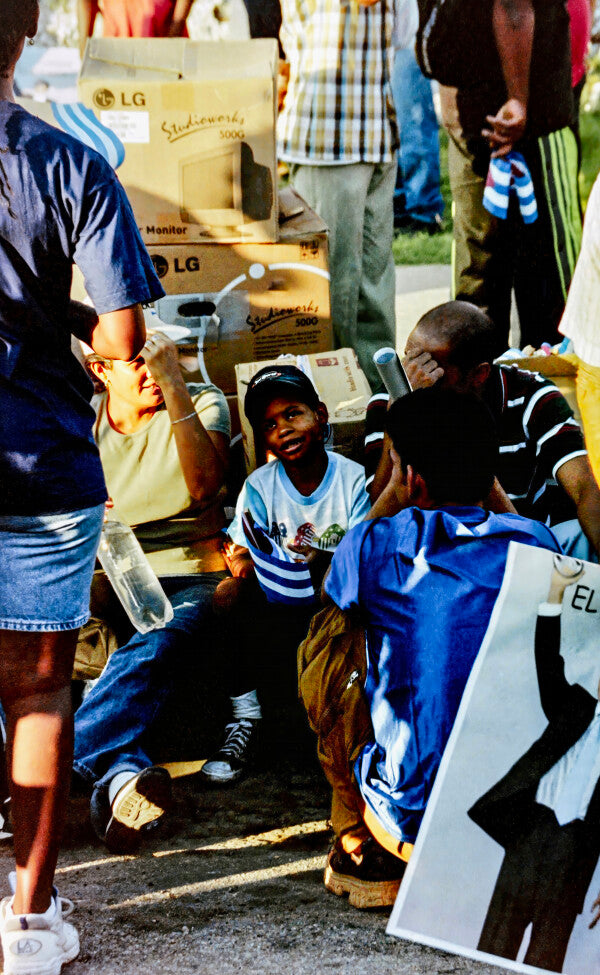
[547,555,585,604]
[140,331,181,387]
[212,575,252,614]
[402,349,444,389]
[590,891,600,929]
[482,98,527,157]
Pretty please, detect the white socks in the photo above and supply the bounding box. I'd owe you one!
[10,895,56,921]
[108,771,137,806]
[230,689,262,721]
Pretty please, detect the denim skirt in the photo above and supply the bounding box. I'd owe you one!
[0,505,104,631]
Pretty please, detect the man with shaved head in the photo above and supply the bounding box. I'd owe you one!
[365,301,600,560]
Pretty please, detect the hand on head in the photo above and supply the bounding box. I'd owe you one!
[402,348,445,390]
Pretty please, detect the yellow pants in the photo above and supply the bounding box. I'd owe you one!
[576,360,600,486]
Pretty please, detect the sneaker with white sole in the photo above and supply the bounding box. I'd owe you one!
[0,892,79,975]
[200,719,259,784]
[91,766,172,854]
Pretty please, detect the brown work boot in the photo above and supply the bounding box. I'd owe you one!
[324,835,406,909]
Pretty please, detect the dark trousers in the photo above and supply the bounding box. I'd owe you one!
[242,0,283,56]
[442,82,582,353]
[478,803,597,971]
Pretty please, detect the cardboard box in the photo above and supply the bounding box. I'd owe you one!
[79,37,278,244]
[148,187,333,394]
[235,350,371,472]
[503,353,581,424]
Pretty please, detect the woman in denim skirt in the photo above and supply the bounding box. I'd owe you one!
[0,3,164,972]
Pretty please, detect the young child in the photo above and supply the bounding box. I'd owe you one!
[200,364,370,784]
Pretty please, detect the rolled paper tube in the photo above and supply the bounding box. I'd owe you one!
[373,347,412,401]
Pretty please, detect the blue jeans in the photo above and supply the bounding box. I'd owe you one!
[73,573,226,795]
[392,48,443,225]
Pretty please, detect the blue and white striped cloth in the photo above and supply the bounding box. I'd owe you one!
[483,152,538,224]
[245,524,316,606]
[50,102,125,170]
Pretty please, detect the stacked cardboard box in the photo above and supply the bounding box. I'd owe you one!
[76,38,335,405]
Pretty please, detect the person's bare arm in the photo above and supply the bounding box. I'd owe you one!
[368,348,443,503]
[78,0,99,56]
[556,455,600,558]
[141,332,228,501]
[168,0,196,35]
[484,477,517,514]
[369,431,394,503]
[70,300,146,361]
[483,0,534,156]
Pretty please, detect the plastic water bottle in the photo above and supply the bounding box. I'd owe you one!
[97,520,174,633]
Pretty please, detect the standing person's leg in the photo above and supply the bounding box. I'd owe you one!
[392,48,443,230]
[441,87,514,355]
[357,160,397,386]
[0,630,78,915]
[514,129,582,349]
[446,133,515,353]
[0,504,103,973]
[291,163,372,378]
[292,162,395,389]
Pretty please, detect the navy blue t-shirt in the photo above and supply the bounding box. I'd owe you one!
[0,101,164,515]
[325,506,559,842]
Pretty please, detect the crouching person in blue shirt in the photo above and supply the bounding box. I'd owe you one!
[304,388,560,909]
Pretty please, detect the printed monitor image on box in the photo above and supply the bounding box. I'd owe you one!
[179,142,272,232]
[78,37,278,244]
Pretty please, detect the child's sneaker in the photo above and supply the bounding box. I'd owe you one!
[200,719,259,784]
[0,892,79,975]
[324,836,407,909]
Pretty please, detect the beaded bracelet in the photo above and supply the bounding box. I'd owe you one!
[171,411,197,425]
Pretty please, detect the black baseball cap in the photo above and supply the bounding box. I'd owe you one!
[244,365,320,427]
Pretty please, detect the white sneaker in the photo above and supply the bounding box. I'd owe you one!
[0,893,79,975]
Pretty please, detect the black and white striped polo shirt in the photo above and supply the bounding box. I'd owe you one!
[364,365,586,525]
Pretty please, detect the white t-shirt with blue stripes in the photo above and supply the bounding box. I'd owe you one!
[228,452,370,556]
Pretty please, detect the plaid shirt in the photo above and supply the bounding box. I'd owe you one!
[278,0,399,164]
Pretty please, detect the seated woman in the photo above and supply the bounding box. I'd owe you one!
[73,331,259,852]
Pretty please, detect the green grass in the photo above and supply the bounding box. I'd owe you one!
[579,107,600,209]
[393,104,600,266]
